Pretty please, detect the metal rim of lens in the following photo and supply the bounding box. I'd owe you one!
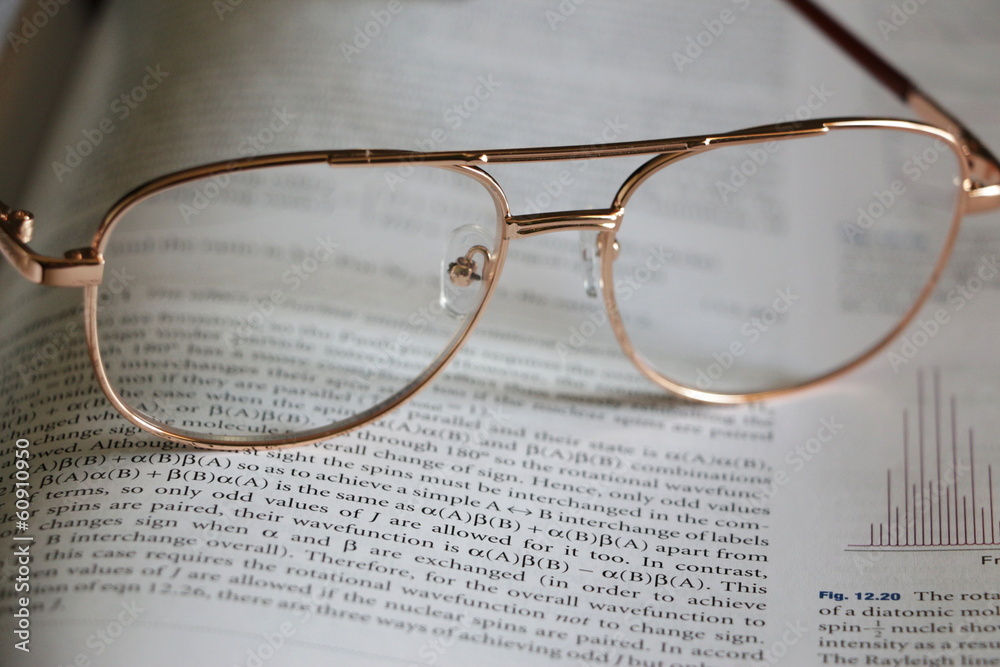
[84,157,512,450]
[601,120,970,404]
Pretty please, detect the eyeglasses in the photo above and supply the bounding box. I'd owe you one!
[2,0,999,450]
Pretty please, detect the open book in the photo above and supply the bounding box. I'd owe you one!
[2,1,999,665]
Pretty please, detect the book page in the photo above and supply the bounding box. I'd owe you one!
[2,1,999,666]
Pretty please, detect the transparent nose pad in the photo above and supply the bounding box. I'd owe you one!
[579,230,602,298]
[441,225,494,318]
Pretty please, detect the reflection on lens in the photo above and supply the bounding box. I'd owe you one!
[95,162,500,444]
[612,126,963,396]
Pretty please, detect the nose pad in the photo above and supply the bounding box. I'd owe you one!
[579,230,602,298]
[441,224,494,318]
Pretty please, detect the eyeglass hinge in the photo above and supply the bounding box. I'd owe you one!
[966,182,1000,214]
[1,207,35,243]
[0,204,104,287]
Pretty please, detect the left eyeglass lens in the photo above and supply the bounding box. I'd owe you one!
[93,162,500,444]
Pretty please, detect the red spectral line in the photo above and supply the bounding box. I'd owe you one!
[970,431,977,545]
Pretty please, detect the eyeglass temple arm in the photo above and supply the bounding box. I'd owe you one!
[0,201,103,286]
[784,0,1000,213]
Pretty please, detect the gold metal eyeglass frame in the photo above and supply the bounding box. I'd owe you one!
[2,0,999,450]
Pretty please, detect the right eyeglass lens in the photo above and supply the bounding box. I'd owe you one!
[93,162,500,445]
[611,126,964,396]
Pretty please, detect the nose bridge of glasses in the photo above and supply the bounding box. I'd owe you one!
[505,208,623,300]
[505,207,623,239]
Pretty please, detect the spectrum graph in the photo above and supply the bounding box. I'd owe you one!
[850,370,999,549]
